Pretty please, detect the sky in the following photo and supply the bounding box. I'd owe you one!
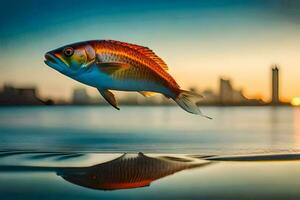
[0,0,299,102]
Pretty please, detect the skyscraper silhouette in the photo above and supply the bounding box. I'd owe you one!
[272,66,280,105]
[219,78,233,104]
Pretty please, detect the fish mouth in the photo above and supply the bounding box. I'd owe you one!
[44,53,68,72]
[44,53,57,64]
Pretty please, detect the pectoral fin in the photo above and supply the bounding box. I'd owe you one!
[96,62,130,75]
[97,89,120,110]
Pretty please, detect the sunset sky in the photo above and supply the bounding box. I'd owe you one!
[0,0,299,102]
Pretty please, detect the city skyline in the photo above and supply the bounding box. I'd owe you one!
[0,64,291,103]
[0,66,295,106]
[1,0,300,102]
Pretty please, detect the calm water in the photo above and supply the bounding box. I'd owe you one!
[0,106,299,153]
[1,106,300,199]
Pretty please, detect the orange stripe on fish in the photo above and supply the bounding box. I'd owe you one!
[90,40,179,91]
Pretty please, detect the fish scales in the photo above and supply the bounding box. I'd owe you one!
[92,40,179,92]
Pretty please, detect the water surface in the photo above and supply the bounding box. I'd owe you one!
[0,106,299,153]
[1,106,300,199]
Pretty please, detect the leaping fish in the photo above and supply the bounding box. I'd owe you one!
[44,40,211,118]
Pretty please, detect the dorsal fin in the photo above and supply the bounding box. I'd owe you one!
[106,40,169,71]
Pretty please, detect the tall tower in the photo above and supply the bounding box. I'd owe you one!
[219,78,233,104]
[271,66,280,104]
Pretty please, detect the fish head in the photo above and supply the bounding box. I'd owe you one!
[44,42,96,76]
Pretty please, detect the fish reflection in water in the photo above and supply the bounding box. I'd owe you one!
[59,152,211,190]
[0,152,212,191]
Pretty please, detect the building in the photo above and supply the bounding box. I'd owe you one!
[219,78,247,104]
[271,66,280,105]
[232,89,247,103]
[0,85,46,105]
[72,88,91,104]
[200,89,219,105]
[219,78,233,104]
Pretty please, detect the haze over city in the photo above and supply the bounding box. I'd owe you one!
[1,0,300,102]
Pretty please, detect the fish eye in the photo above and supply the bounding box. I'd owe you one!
[63,47,74,57]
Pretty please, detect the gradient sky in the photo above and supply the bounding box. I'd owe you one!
[1,0,299,101]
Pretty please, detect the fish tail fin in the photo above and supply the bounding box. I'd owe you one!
[174,90,212,119]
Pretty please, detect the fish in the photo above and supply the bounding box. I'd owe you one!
[44,40,211,118]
